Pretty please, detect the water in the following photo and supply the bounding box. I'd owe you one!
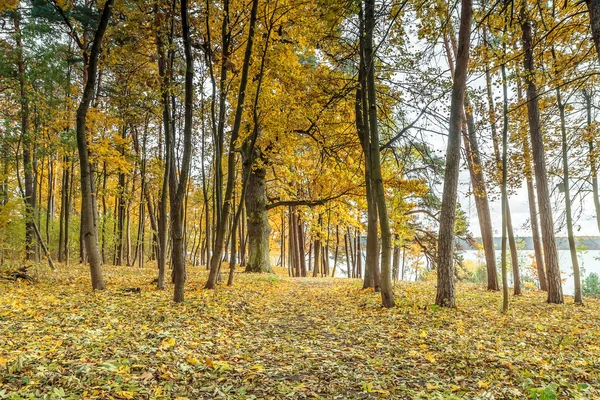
[461,249,600,296]
[296,249,599,296]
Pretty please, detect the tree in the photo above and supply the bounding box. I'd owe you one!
[436,0,472,308]
[363,0,394,308]
[171,0,194,302]
[54,0,115,290]
[520,0,563,304]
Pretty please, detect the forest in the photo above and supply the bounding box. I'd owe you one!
[1,0,600,397]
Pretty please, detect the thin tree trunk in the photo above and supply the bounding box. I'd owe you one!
[332,225,339,277]
[436,0,472,308]
[207,0,259,289]
[76,0,113,289]
[583,90,600,233]
[554,64,582,304]
[501,51,510,312]
[154,1,174,290]
[521,2,563,303]
[313,223,321,278]
[445,31,498,292]
[357,7,380,291]
[14,14,35,260]
[297,217,307,276]
[171,0,195,302]
[514,73,547,290]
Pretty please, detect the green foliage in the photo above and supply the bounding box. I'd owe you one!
[583,273,600,298]
[529,384,557,400]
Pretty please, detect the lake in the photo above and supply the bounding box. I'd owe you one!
[462,249,600,296]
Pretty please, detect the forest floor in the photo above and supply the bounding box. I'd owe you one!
[1,264,599,399]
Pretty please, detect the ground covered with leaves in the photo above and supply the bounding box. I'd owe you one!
[1,264,599,399]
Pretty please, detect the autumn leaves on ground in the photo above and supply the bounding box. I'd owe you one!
[1,265,598,400]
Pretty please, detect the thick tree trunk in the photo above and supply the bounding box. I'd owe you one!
[436,0,472,308]
[244,149,272,273]
[521,6,563,304]
[76,0,113,289]
[587,0,600,62]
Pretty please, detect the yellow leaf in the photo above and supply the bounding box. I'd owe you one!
[186,357,199,365]
[477,380,490,389]
[160,337,176,349]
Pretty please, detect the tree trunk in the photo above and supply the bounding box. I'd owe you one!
[521,4,563,303]
[356,228,362,279]
[332,225,339,277]
[207,0,259,289]
[583,90,600,233]
[392,241,400,283]
[14,14,35,260]
[244,149,271,273]
[313,228,320,277]
[587,0,600,62]
[436,0,472,308]
[556,80,582,304]
[171,0,195,302]
[501,53,510,312]
[445,31,498,292]
[76,0,113,289]
[355,62,379,290]
[154,1,174,290]
[514,74,547,290]
[297,217,307,276]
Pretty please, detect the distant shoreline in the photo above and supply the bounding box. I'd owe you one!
[457,237,600,251]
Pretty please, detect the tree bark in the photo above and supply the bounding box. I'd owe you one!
[436,0,472,308]
[583,90,600,234]
[207,0,259,288]
[501,54,510,312]
[514,73,547,290]
[587,0,600,62]
[445,31,498,292]
[171,0,195,302]
[76,0,113,289]
[356,62,379,290]
[521,4,563,303]
[555,74,582,304]
[14,14,35,260]
[244,149,272,273]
